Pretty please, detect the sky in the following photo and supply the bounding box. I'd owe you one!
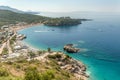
[0,0,120,12]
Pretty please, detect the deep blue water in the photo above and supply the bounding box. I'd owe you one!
[18,12,120,80]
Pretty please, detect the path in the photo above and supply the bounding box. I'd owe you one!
[7,40,13,54]
[0,42,6,54]
[0,33,16,55]
[34,52,50,61]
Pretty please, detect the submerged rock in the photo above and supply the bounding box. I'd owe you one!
[63,44,80,53]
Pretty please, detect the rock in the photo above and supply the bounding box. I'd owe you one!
[16,34,27,40]
[81,66,86,71]
[63,44,80,53]
[48,52,88,79]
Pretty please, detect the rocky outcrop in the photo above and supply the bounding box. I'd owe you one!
[16,34,26,40]
[47,52,89,80]
[63,44,80,53]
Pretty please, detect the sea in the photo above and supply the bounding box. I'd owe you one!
[18,12,120,80]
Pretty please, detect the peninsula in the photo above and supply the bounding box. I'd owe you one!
[0,10,87,27]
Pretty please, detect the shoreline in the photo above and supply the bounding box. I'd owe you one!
[15,23,89,80]
[16,40,39,51]
[11,23,43,32]
[19,40,89,80]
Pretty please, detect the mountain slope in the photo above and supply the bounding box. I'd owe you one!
[0,6,24,13]
[0,6,40,14]
[0,10,83,27]
[0,10,47,26]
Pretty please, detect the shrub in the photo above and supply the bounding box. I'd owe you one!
[0,68,9,77]
[41,70,55,80]
[5,61,13,65]
[37,51,43,56]
[65,55,71,59]
[48,54,62,59]
[48,55,56,59]
[2,48,8,55]
[24,66,40,80]
[28,52,36,58]
[24,66,55,80]
[55,53,62,58]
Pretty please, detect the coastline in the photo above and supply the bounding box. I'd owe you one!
[20,41,89,80]
[11,23,43,32]
[15,23,89,80]
[16,40,39,51]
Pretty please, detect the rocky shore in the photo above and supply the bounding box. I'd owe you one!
[47,52,89,80]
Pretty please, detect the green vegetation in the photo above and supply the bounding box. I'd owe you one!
[24,67,40,80]
[37,50,43,56]
[0,67,9,77]
[10,35,16,45]
[40,70,55,80]
[25,66,55,80]
[2,48,8,55]
[0,10,47,27]
[44,17,82,26]
[47,47,51,52]
[0,58,76,80]
[0,9,87,80]
[0,10,85,27]
[28,51,36,59]
[48,53,62,59]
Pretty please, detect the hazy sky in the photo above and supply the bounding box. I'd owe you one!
[0,0,120,12]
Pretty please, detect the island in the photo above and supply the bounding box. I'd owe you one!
[64,44,80,53]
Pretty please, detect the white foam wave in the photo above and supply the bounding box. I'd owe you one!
[80,48,89,52]
[73,44,78,47]
[78,40,85,44]
[34,31,49,32]
[86,71,91,75]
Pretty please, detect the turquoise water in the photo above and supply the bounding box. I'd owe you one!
[18,12,120,80]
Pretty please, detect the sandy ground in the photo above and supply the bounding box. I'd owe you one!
[7,40,13,54]
[0,42,6,54]
[34,52,49,61]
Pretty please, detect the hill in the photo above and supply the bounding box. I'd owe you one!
[0,6,40,14]
[0,10,47,27]
[0,10,85,27]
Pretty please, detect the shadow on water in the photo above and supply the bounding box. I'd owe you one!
[45,25,81,32]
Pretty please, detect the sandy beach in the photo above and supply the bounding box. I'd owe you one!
[11,23,43,32]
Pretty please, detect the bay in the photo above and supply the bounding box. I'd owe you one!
[18,12,120,80]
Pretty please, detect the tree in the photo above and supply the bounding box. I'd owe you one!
[28,52,36,59]
[47,48,51,52]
